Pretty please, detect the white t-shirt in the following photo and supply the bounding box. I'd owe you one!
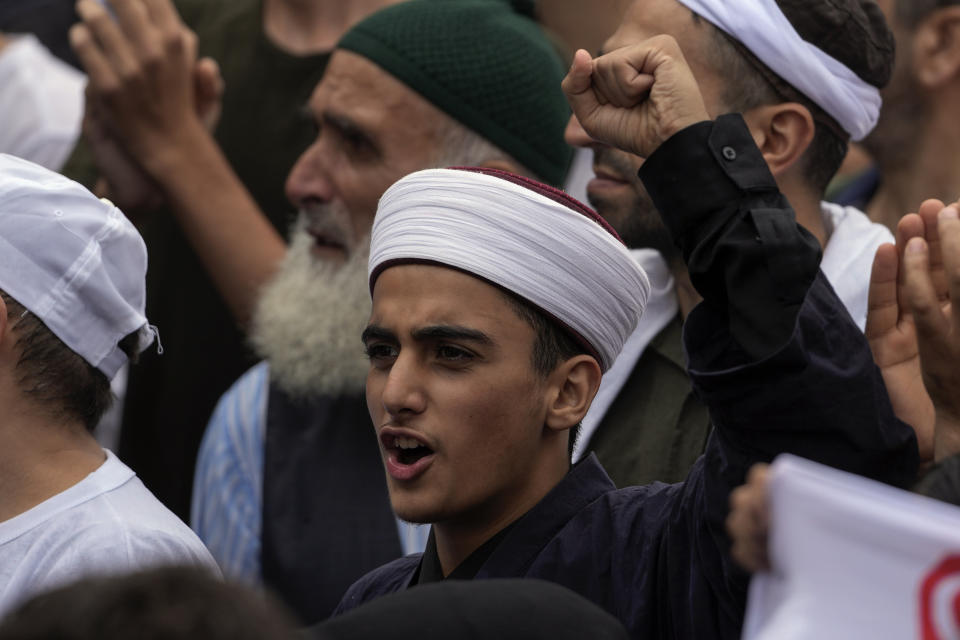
[0,450,219,617]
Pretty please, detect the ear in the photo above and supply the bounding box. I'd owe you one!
[741,103,815,178]
[543,355,602,432]
[0,296,12,357]
[912,7,960,89]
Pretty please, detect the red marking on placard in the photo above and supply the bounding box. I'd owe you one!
[920,554,960,639]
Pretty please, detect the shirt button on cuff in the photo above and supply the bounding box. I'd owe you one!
[722,146,737,161]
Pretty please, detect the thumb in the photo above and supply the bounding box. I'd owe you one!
[562,49,602,121]
[865,243,900,341]
[194,57,224,131]
[194,57,223,101]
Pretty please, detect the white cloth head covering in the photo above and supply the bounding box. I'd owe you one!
[368,168,650,372]
[676,0,881,141]
[0,154,154,379]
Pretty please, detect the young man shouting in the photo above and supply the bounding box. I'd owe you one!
[334,31,920,638]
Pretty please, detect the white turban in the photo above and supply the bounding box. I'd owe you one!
[368,168,650,372]
[676,0,882,141]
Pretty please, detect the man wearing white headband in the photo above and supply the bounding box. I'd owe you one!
[334,37,918,633]
[0,155,216,617]
[564,0,905,487]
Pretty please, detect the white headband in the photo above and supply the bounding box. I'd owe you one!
[368,169,651,371]
[676,0,881,141]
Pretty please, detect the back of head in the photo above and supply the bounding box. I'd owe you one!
[0,567,297,640]
[0,154,154,429]
[679,0,894,194]
[312,579,629,640]
[337,0,573,187]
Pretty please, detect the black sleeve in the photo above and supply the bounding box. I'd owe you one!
[634,115,919,640]
[638,113,822,360]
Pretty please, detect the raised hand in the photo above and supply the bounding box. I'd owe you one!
[865,200,946,461]
[69,0,219,176]
[903,204,960,460]
[82,85,163,214]
[561,36,710,159]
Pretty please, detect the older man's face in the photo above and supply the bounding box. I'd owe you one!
[564,0,730,254]
[285,50,450,264]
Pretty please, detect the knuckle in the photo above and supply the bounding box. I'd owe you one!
[117,65,144,87]
[907,290,934,313]
[162,32,184,54]
[653,34,677,48]
[141,48,164,72]
[99,81,122,101]
[87,11,115,32]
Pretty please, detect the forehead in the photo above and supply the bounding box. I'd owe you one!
[604,0,728,113]
[309,49,451,143]
[604,0,710,61]
[603,0,726,73]
[369,264,528,335]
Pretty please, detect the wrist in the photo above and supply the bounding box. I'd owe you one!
[140,119,219,184]
[659,112,711,145]
[934,412,960,462]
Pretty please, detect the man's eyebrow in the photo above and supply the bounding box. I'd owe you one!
[321,110,380,154]
[361,325,396,344]
[411,325,494,346]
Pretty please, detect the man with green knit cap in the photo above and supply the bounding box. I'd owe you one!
[145,0,574,625]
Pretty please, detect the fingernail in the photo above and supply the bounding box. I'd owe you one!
[907,237,926,254]
[941,205,959,220]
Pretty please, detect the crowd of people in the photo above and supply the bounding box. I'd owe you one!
[0,0,958,637]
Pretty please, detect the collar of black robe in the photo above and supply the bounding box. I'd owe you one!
[414,521,519,584]
[412,454,611,584]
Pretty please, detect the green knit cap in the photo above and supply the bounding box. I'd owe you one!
[337,0,572,187]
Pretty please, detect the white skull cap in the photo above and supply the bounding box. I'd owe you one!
[0,154,155,379]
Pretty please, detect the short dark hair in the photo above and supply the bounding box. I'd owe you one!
[897,0,960,28]
[499,290,592,458]
[699,19,848,196]
[0,291,139,432]
[0,567,297,640]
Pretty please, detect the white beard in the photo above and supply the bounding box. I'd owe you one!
[249,219,371,399]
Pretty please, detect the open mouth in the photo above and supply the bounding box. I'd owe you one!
[309,230,346,253]
[380,431,436,481]
[389,436,434,466]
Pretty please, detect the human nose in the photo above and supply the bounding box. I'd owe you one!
[379,352,427,418]
[285,141,336,207]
